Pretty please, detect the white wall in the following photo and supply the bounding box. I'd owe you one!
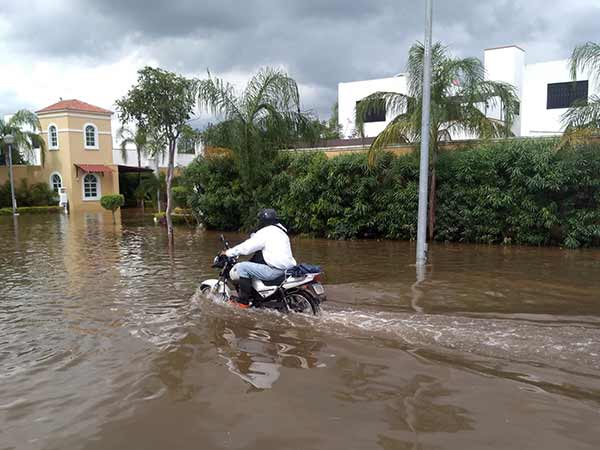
[338,75,407,138]
[484,46,525,136]
[520,60,598,136]
[112,145,201,169]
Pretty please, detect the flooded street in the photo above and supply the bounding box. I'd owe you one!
[1,211,599,450]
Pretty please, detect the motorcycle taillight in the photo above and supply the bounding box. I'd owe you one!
[313,273,321,282]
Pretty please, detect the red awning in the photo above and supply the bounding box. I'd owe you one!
[75,164,114,175]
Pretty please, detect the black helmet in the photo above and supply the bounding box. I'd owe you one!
[257,208,279,226]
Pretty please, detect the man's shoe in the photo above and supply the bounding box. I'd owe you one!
[228,296,250,308]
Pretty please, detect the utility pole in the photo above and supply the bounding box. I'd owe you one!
[3,134,18,216]
[416,0,433,266]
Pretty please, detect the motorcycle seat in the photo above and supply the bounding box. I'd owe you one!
[261,275,286,286]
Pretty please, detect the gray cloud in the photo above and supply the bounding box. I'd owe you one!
[1,0,600,119]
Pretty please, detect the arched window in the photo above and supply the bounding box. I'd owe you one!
[82,173,100,200]
[48,124,59,149]
[49,172,62,192]
[84,123,98,149]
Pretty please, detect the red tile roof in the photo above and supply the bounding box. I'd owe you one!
[75,164,114,174]
[37,99,112,115]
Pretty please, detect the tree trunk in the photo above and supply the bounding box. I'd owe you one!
[155,152,161,213]
[137,148,142,208]
[165,139,176,241]
[112,209,116,224]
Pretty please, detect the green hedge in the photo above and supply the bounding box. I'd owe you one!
[182,139,600,248]
[0,206,62,216]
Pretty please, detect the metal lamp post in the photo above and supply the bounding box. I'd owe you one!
[2,134,18,216]
[416,0,433,266]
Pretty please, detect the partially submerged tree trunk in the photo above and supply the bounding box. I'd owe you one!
[165,139,176,241]
[137,149,142,208]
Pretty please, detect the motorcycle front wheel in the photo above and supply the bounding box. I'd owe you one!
[284,290,320,315]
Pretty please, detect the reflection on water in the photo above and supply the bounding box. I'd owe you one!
[1,211,600,450]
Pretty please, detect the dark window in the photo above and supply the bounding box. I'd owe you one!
[357,100,386,123]
[547,81,588,109]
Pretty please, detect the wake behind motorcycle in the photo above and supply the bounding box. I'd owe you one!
[200,235,326,315]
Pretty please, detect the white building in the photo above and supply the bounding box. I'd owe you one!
[338,45,598,139]
[110,118,203,170]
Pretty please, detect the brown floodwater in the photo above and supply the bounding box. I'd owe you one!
[1,211,599,450]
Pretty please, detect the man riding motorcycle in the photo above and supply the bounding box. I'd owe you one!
[223,208,297,307]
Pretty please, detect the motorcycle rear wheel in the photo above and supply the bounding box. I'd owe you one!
[284,290,320,315]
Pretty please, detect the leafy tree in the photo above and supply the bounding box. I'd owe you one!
[177,124,201,154]
[0,110,46,165]
[100,194,125,224]
[356,42,518,238]
[562,42,600,141]
[197,67,318,204]
[116,66,197,240]
[308,102,343,142]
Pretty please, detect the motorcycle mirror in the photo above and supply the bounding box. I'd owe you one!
[219,234,230,249]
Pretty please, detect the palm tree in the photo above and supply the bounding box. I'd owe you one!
[117,124,148,170]
[356,42,519,239]
[197,67,318,194]
[561,42,600,140]
[1,110,46,164]
[1,110,46,212]
[117,124,148,207]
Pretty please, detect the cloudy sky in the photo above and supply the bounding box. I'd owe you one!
[1,0,599,125]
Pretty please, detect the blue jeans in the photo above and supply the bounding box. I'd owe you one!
[233,262,285,281]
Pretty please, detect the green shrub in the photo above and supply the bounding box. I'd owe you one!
[181,139,600,248]
[172,186,189,208]
[100,194,125,223]
[0,179,57,208]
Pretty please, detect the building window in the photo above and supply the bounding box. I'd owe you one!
[356,99,386,123]
[48,125,59,149]
[50,172,62,192]
[84,124,98,149]
[83,173,100,200]
[547,81,588,110]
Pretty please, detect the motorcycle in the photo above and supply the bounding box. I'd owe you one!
[200,235,326,315]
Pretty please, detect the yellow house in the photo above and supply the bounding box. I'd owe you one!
[34,99,120,213]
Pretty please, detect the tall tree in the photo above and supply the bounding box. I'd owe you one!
[562,42,600,140]
[0,110,46,165]
[1,111,46,212]
[356,42,518,238]
[116,67,197,239]
[197,67,317,196]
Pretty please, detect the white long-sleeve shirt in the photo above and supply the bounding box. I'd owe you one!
[225,224,297,270]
